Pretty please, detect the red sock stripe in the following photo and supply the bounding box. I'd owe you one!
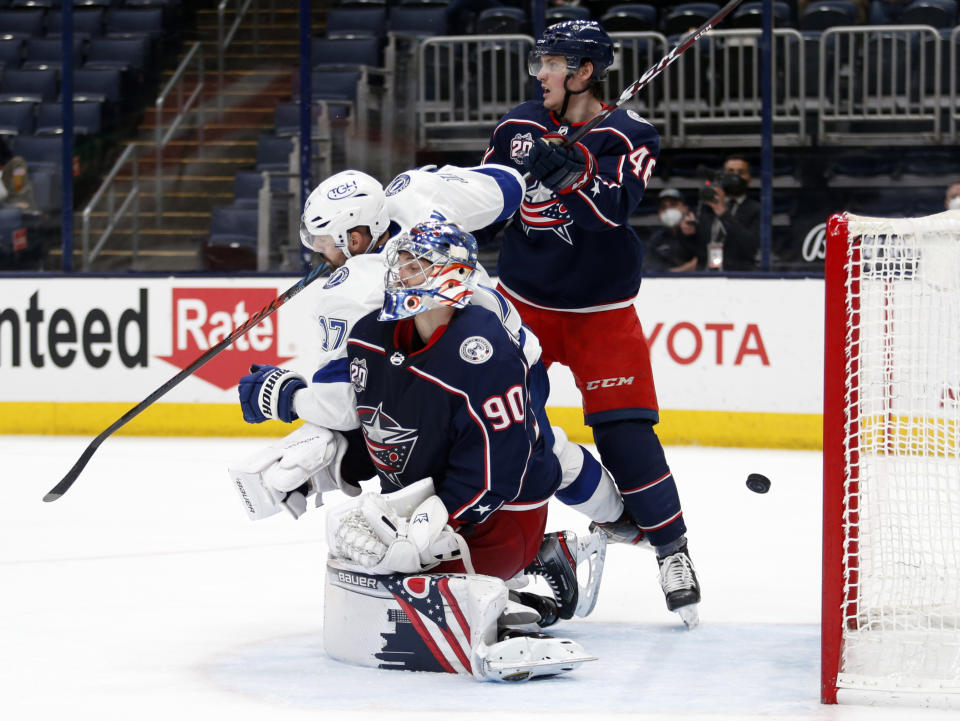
[639,510,683,532]
[393,595,457,675]
[622,471,672,495]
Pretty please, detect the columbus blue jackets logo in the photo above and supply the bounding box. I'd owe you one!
[459,336,493,364]
[519,182,574,244]
[509,132,534,164]
[358,404,419,487]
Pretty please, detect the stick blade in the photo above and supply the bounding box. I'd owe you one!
[42,490,63,503]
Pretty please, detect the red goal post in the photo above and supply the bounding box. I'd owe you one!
[822,210,960,708]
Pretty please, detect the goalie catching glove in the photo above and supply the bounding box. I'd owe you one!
[326,479,472,575]
[523,133,597,194]
[228,423,357,520]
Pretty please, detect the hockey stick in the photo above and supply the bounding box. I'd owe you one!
[42,262,330,503]
[562,0,744,146]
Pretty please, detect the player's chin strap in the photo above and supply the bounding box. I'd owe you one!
[557,72,598,123]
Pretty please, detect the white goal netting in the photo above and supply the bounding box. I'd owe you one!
[835,211,960,698]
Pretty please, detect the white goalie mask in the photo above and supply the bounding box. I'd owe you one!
[300,170,391,259]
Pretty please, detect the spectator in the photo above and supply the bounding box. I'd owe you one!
[0,156,37,212]
[644,188,700,273]
[945,182,960,211]
[696,155,761,271]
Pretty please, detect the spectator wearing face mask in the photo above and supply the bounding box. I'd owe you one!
[643,188,700,274]
[945,182,960,211]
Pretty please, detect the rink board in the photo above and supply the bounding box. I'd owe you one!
[0,275,823,448]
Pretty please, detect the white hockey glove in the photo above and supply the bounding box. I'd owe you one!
[228,423,357,521]
[326,479,472,574]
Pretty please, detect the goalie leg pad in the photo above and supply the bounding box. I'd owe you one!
[323,560,502,676]
[323,560,593,682]
[552,426,623,523]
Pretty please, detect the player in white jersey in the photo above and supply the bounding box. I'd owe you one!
[228,166,622,625]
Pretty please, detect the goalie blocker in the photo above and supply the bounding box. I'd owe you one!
[324,560,595,682]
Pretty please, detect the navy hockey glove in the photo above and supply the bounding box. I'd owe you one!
[238,364,307,424]
[523,133,597,194]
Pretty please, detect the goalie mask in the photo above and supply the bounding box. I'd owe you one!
[379,221,479,322]
[300,170,390,259]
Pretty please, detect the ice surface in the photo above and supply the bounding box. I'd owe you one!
[1,435,957,720]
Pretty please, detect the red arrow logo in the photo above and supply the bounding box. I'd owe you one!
[157,288,294,391]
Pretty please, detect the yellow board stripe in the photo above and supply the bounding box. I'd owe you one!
[3,402,823,449]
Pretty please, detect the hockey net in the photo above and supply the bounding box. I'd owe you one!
[822,210,960,707]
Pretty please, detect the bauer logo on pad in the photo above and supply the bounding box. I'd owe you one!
[157,288,292,391]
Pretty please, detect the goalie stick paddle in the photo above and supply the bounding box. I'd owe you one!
[42,262,330,503]
[561,0,744,147]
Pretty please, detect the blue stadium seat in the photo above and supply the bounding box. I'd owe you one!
[545,5,592,22]
[663,2,719,36]
[84,36,150,73]
[45,8,105,39]
[388,5,449,36]
[256,134,293,172]
[204,205,259,271]
[601,4,657,32]
[732,1,794,28]
[326,6,388,38]
[901,0,957,27]
[231,170,287,208]
[35,100,102,135]
[474,7,528,34]
[105,7,165,42]
[0,68,58,102]
[799,0,858,30]
[311,36,381,67]
[273,101,335,137]
[398,0,450,6]
[23,37,85,71]
[0,9,45,37]
[0,101,34,136]
[0,37,23,71]
[72,67,122,104]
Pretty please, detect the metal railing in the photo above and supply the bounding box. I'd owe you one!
[217,0,260,117]
[155,41,204,227]
[417,34,535,151]
[818,25,942,145]
[671,28,806,147]
[81,143,140,270]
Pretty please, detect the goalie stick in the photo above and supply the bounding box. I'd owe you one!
[42,262,330,503]
[560,0,744,147]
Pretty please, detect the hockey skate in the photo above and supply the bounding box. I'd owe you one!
[657,543,701,629]
[474,628,597,682]
[523,530,607,622]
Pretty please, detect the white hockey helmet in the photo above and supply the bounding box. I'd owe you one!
[299,170,390,258]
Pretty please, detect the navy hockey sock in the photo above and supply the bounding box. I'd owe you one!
[593,419,686,547]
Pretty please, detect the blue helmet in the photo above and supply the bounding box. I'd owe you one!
[529,20,615,81]
[379,220,479,322]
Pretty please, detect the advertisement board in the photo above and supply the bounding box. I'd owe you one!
[0,275,823,447]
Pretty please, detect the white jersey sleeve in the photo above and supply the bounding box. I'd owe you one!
[383,163,523,235]
[292,254,385,430]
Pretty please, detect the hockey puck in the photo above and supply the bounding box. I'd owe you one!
[746,473,771,494]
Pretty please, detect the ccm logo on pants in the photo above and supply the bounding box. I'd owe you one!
[586,376,634,390]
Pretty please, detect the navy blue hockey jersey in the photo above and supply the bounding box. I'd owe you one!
[482,100,660,310]
[345,305,562,525]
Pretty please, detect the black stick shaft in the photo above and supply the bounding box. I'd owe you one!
[42,264,328,502]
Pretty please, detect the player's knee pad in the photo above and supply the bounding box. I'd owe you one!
[552,426,622,523]
[592,419,686,547]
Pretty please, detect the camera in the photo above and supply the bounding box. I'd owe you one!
[698,170,749,202]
